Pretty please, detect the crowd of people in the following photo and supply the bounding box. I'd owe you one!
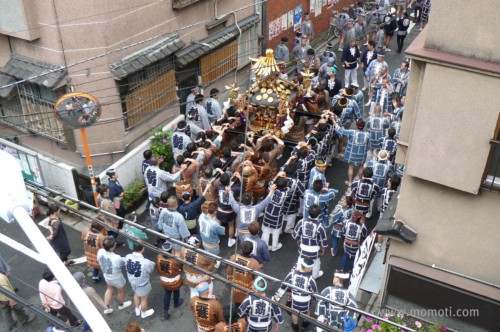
[0,1,429,331]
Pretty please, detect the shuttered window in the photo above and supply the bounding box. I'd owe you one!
[200,40,238,84]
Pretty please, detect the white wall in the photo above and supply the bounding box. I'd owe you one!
[97,115,184,188]
[38,155,78,198]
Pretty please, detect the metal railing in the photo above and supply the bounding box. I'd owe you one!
[482,140,500,192]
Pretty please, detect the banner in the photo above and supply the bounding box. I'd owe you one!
[287,10,294,29]
[348,232,376,297]
[293,5,303,31]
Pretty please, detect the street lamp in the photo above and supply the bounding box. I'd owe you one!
[0,150,111,332]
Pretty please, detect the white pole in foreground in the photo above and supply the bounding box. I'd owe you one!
[0,150,111,332]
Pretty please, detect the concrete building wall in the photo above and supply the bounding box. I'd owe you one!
[424,0,500,63]
[403,63,500,194]
[1,0,257,172]
[391,176,500,284]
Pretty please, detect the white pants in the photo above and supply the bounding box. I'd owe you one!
[261,226,281,250]
[297,256,321,278]
[284,213,297,231]
[344,66,358,86]
[189,281,213,298]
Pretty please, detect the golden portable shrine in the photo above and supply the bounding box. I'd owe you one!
[226,49,317,141]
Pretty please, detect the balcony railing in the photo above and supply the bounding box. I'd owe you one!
[482,140,500,192]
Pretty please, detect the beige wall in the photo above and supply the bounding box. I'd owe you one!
[1,0,257,170]
[390,175,500,284]
[425,0,500,63]
[401,63,500,194]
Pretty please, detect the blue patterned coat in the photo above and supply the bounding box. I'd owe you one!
[335,127,370,166]
[366,115,390,150]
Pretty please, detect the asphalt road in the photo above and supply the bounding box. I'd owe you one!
[0,26,419,332]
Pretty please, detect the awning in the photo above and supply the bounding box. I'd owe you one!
[176,13,260,67]
[1,54,66,89]
[110,34,185,79]
[0,72,16,98]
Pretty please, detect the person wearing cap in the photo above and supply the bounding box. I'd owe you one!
[0,272,35,330]
[185,86,199,115]
[341,209,368,271]
[293,204,328,279]
[361,41,377,91]
[205,88,222,124]
[190,281,225,332]
[237,276,283,332]
[106,168,126,218]
[366,105,391,161]
[315,271,357,331]
[39,269,83,327]
[328,196,354,257]
[97,236,132,312]
[171,120,193,157]
[304,179,338,228]
[198,202,225,262]
[334,118,370,186]
[351,167,380,222]
[144,156,185,201]
[157,242,184,319]
[82,220,106,283]
[124,243,156,319]
[228,183,275,243]
[181,235,216,298]
[227,241,262,307]
[301,12,314,42]
[275,37,290,63]
[332,87,362,134]
[158,196,191,257]
[383,7,398,52]
[177,190,206,235]
[276,257,318,332]
[292,37,311,72]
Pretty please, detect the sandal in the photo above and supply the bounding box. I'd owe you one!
[331,248,336,256]
[64,260,75,266]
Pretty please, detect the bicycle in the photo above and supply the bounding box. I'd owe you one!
[327,10,350,40]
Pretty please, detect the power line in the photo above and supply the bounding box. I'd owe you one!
[25,179,414,332]
[0,1,267,90]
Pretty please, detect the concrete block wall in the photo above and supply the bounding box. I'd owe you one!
[97,114,184,189]
[38,155,78,198]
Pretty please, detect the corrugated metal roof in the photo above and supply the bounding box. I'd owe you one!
[1,54,66,89]
[176,13,260,67]
[109,34,185,79]
[0,72,16,98]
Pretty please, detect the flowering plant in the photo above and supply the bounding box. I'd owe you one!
[149,127,174,171]
[361,313,448,332]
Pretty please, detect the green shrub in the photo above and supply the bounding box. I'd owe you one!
[123,179,146,209]
[149,126,174,171]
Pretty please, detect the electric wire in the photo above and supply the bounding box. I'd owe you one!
[24,179,415,332]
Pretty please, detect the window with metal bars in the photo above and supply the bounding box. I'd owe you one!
[121,60,178,130]
[482,115,500,192]
[0,84,66,143]
[200,39,238,84]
